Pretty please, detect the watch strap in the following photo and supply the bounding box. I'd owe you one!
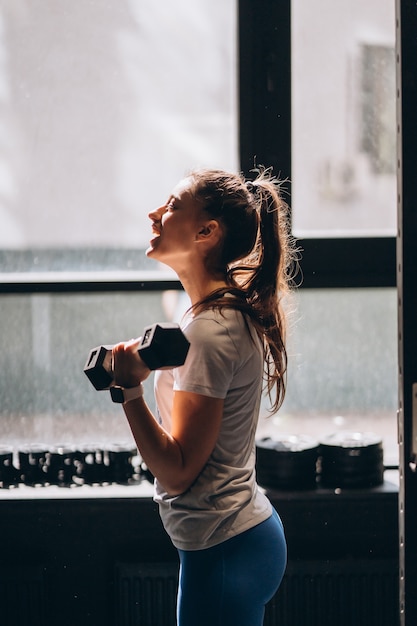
[110,384,144,404]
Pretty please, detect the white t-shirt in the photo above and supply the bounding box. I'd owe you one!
[153,305,272,551]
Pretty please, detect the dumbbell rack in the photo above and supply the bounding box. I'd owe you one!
[0,443,153,490]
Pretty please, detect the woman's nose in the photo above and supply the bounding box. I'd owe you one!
[148,205,165,220]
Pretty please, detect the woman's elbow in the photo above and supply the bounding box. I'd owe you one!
[159,472,197,497]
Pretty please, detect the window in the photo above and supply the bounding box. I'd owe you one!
[291,1,396,237]
[0,1,238,452]
[0,1,238,268]
[1,0,398,470]
[240,0,397,465]
[264,288,398,467]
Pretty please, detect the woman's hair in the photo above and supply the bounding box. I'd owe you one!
[186,167,298,412]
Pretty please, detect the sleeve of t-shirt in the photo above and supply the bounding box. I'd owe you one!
[173,316,238,399]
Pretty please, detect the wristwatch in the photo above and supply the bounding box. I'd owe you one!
[110,384,144,404]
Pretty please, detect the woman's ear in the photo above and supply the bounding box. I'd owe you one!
[196,220,222,242]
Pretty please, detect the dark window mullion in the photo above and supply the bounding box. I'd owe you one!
[299,237,396,288]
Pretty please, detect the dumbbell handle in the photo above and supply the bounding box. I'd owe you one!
[84,322,190,391]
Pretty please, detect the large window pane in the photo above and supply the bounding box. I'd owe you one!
[2,289,398,468]
[259,288,398,466]
[291,0,396,237]
[1,292,168,447]
[0,1,237,269]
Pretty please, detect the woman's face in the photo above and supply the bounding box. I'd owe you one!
[146,178,207,269]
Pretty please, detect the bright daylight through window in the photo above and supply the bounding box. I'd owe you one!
[0,0,238,445]
[274,0,398,467]
[0,0,398,468]
[291,0,396,238]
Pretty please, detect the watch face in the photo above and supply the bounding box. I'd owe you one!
[110,387,125,403]
[110,385,143,404]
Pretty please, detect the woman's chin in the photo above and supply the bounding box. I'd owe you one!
[146,239,159,258]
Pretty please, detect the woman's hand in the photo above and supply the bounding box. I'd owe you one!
[112,338,151,388]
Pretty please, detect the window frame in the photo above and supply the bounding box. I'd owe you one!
[238,0,396,290]
[0,273,181,295]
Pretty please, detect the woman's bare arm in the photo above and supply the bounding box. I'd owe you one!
[112,339,223,495]
[123,390,223,495]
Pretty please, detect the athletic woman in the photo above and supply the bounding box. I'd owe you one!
[112,168,296,625]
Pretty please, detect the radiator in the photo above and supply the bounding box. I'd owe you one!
[265,560,398,626]
[115,563,179,626]
[115,559,399,626]
[0,566,46,626]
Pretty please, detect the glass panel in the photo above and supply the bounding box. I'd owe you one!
[259,288,398,466]
[0,1,237,271]
[1,292,170,447]
[1,289,397,481]
[291,0,396,237]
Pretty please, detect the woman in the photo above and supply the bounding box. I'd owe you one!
[112,168,295,626]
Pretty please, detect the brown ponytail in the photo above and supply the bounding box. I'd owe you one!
[187,167,298,412]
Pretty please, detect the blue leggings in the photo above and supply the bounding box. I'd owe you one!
[177,508,287,626]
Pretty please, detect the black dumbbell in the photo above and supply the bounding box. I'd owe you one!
[84,322,190,391]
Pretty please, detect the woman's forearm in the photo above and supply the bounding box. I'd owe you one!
[122,396,186,495]
[121,390,224,496]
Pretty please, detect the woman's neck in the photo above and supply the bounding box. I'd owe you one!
[178,268,228,306]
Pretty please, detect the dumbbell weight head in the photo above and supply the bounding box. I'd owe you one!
[84,345,114,390]
[84,322,190,391]
[139,322,190,370]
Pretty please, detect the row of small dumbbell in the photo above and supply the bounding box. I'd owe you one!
[0,444,153,488]
[0,324,188,489]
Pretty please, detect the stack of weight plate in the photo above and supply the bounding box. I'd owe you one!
[319,431,384,488]
[256,435,320,490]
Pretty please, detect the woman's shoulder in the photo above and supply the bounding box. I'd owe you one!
[182,306,257,357]
[183,305,243,334]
